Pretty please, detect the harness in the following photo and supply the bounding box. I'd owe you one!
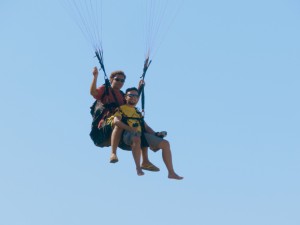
[101,85,124,112]
[90,86,125,128]
[117,107,149,147]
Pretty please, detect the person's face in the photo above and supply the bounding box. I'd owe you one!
[111,74,125,89]
[125,90,139,106]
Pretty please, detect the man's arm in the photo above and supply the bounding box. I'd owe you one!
[90,67,99,96]
[114,116,136,132]
[144,121,155,134]
[144,122,167,137]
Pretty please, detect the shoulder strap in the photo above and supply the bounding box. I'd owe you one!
[110,88,120,106]
[135,108,146,132]
[100,85,123,107]
[100,82,110,103]
[119,107,146,132]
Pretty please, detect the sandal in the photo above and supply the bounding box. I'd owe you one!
[141,163,160,172]
[110,154,119,163]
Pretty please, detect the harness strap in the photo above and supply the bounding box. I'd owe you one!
[118,108,146,133]
[139,57,152,114]
[110,88,120,107]
[117,107,149,147]
[100,85,122,113]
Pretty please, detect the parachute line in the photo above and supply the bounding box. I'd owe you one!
[63,0,103,52]
[143,0,183,60]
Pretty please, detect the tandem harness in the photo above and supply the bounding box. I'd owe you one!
[117,107,149,148]
[89,85,129,149]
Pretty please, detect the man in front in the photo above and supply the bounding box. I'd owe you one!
[113,87,183,180]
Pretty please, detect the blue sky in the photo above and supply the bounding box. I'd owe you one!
[1,1,299,225]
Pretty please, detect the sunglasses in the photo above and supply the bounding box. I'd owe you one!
[114,78,125,83]
[127,94,139,98]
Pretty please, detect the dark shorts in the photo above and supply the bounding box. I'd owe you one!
[123,132,164,151]
[144,133,164,151]
[123,131,141,146]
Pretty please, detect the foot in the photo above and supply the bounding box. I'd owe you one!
[141,162,160,172]
[168,172,183,180]
[110,153,119,163]
[137,168,145,176]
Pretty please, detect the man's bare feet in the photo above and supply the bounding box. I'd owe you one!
[137,168,145,176]
[168,172,183,180]
[110,153,119,163]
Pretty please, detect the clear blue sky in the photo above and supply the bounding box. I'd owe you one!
[1,1,299,225]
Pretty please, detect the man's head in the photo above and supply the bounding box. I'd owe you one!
[125,87,139,106]
[110,70,126,89]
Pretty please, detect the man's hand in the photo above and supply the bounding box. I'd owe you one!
[139,79,145,87]
[138,79,145,94]
[93,67,98,77]
[90,67,99,96]
[155,131,167,138]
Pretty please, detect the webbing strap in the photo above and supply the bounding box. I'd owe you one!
[119,108,145,126]
[95,49,108,80]
[110,88,120,107]
[139,57,152,114]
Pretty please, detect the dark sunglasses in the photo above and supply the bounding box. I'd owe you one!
[114,78,125,83]
[127,94,139,98]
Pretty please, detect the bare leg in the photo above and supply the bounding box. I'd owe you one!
[141,147,160,172]
[131,137,144,176]
[141,147,149,163]
[158,140,183,180]
[110,126,123,163]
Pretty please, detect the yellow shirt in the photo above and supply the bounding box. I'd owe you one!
[114,105,142,132]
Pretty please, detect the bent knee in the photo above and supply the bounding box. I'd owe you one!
[114,126,123,133]
[159,140,170,149]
